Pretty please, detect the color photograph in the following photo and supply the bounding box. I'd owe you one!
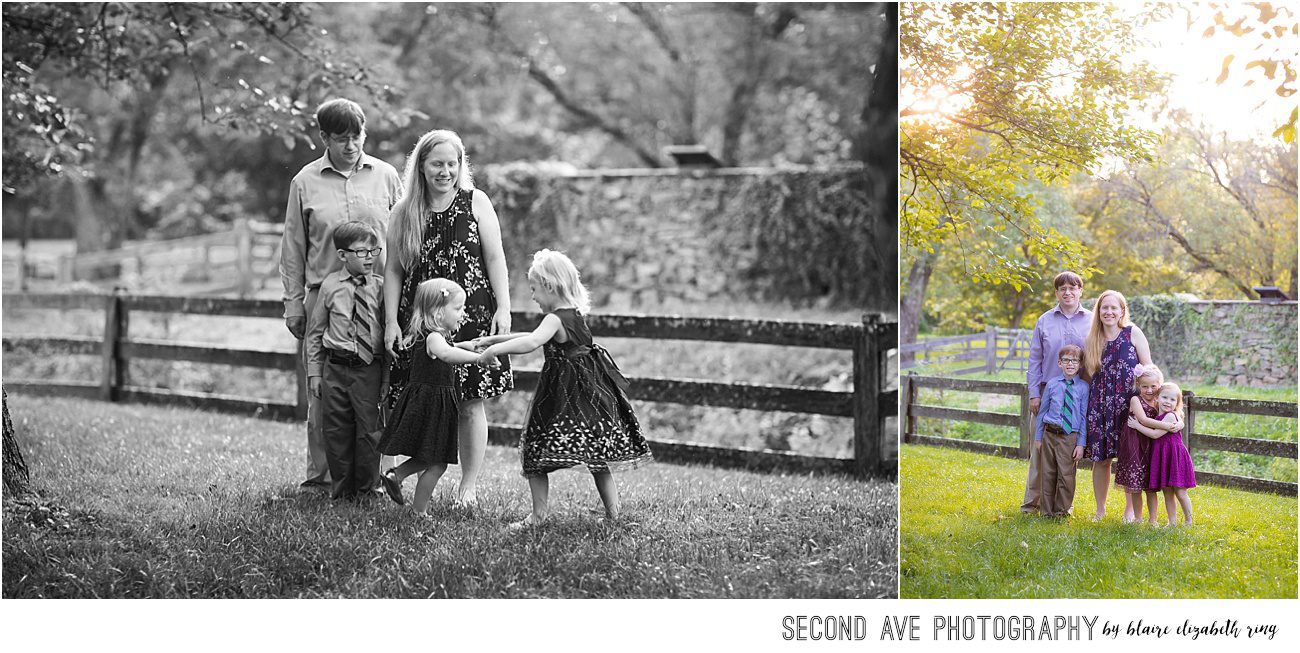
[899,2,1297,599]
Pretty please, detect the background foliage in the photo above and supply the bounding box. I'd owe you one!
[3,2,890,306]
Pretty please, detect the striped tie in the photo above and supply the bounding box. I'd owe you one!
[1062,379,1074,433]
[352,276,375,365]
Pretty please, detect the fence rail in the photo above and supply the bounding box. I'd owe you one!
[900,327,1031,375]
[3,291,898,478]
[45,220,282,297]
[901,373,1297,496]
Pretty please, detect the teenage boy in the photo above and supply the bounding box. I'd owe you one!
[305,221,387,501]
[1035,344,1088,518]
[1022,271,1090,514]
[280,98,401,491]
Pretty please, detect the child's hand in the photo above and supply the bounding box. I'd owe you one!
[1035,440,1042,451]
[1126,416,1140,429]
[1072,445,1084,461]
[478,348,501,367]
[379,383,390,401]
[309,377,321,398]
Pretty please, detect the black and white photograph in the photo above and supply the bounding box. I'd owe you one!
[1,0,898,614]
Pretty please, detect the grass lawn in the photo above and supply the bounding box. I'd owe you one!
[899,444,1297,599]
[2,395,895,598]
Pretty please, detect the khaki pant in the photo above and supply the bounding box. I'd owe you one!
[1020,443,1040,513]
[300,287,329,487]
[1037,427,1079,517]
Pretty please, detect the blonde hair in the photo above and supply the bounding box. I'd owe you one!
[1134,364,1163,389]
[1083,289,1132,379]
[1158,382,1185,420]
[528,249,590,314]
[403,278,466,348]
[389,129,475,272]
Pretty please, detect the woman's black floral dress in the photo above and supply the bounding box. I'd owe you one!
[389,189,513,405]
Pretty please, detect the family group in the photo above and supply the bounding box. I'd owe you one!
[279,98,653,529]
[1023,272,1197,525]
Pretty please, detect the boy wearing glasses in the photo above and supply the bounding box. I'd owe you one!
[280,98,401,492]
[305,221,388,501]
[1035,344,1088,518]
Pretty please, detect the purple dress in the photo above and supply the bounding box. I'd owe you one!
[1084,325,1138,462]
[378,338,460,465]
[1147,412,1197,489]
[1114,396,1156,491]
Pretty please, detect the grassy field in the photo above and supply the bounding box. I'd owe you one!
[904,368,1298,483]
[899,444,1297,599]
[2,394,895,598]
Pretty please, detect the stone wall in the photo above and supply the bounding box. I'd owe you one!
[1140,299,1298,387]
[477,163,893,312]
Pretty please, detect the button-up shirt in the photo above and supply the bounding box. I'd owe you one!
[306,270,387,380]
[279,152,401,319]
[1036,375,1089,445]
[1027,304,1092,400]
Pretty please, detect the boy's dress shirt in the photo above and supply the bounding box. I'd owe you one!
[1035,375,1090,446]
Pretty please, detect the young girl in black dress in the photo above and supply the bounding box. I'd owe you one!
[377,278,492,516]
[475,249,652,529]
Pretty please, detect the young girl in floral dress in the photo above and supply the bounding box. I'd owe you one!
[475,249,652,529]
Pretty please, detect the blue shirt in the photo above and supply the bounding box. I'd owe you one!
[1036,375,1089,445]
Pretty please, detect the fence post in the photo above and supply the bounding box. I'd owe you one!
[984,325,996,373]
[235,218,253,298]
[99,288,128,402]
[1184,390,1196,462]
[902,372,915,444]
[852,313,882,476]
[1018,384,1033,458]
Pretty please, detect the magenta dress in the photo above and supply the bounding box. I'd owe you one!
[1114,396,1156,491]
[1084,325,1138,462]
[1147,412,1197,489]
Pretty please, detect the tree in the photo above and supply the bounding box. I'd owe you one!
[1188,2,1299,142]
[1087,115,1298,299]
[2,2,404,251]
[899,3,1161,351]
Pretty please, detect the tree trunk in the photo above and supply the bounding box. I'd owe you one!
[900,249,938,366]
[860,3,898,314]
[2,387,30,497]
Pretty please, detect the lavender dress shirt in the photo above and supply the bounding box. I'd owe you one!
[1027,304,1092,400]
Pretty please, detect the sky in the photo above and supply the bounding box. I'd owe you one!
[1132,2,1298,141]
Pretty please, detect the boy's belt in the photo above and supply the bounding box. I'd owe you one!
[1044,423,1074,436]
[325,348,374,367]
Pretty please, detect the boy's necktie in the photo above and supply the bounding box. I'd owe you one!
[352,277,375,364]
[1062,379,1074,433]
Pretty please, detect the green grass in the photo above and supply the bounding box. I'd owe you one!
[905,369,1298,482]
[2,395,896,598]
[899,444,1297,598]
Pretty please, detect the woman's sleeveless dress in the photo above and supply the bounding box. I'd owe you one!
[519,309,653,477]
[1147,412,1197,489]
[1114,396,1157,491]
[378,338,460,465]
[389,188,512,406]
[1084,325,1138,462]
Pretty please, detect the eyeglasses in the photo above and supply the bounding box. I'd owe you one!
[1059,358,1080,364]
[340,247,382,258]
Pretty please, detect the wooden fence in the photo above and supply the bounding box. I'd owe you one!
[2,292,898,478]
[50,220,282,297]
[900,373,1298,495]
[900,327,1031,375]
